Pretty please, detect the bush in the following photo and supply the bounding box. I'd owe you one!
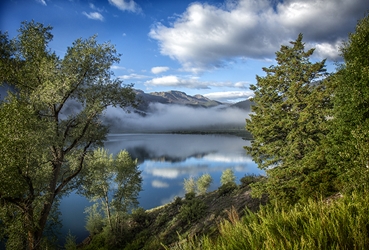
[240,174,265,190]
[183,177,196,194]
[218,182,237,196]
[85,204,104,236]
[131,207,149,226]
[197,174,213,195]
[178,195,207,224]
[221,169,236,186]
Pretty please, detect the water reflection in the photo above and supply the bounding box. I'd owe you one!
[60,133,262,243]
[104,134,262,209]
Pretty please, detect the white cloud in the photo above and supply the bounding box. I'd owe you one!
[152,180,169,188]
[145,75,209,89]
[145,75,251,90]
[204,91,254,102]
[151,66,170,74]
[82,11,104,21]
[118,73,149,80]
[108,0,142,13]
[149,0,368,72]
[111,65,126,70]
[36,0,46,6]
[89,3,104,12]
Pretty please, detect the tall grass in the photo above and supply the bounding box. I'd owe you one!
[168,192,369,250]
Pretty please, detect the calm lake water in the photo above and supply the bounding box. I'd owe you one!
[59,133,262,243]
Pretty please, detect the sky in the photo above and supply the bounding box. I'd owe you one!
[1,0,368,103]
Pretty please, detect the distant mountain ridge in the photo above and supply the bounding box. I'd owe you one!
[134,89,253,112]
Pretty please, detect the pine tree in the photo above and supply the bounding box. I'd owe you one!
[246,34,333,204]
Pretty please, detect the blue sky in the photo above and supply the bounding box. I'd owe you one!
[1,0,368,102]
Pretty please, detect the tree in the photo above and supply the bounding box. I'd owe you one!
[0,21,138,249]
[246,34,334,204]
[327,13,369,192]
[81,148,142,231]
[183,177,196,194]
[196,174,213,195]
[220,169,236,186]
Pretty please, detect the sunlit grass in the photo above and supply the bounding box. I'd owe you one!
[168,192,369,250]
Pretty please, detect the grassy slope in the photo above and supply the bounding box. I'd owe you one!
[80,182,267,249]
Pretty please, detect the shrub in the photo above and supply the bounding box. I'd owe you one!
[131,207,149,226]
[220,169,236,186]
[197,174,213,195]
[240,174,265,190]
[179,195,207,224]
[183,177,196,194]
[85,204,104,236]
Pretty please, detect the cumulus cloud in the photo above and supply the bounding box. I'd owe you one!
[149,0,368,72]
[82,11,104,21]
[204,91,254,102]
[108,0,141,13]
[151,66,170,74]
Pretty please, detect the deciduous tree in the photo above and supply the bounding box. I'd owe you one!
[0,21,138,249]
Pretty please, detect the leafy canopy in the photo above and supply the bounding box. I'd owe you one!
[0,21,139,249]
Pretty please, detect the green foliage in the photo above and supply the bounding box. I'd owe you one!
[240,174,265,190]
[327,13,369,193]
[64,231,78,250]
[0,21,137,249]
[85,204,104,236]
[246,34,334,204]
[184,174,213,196]
[183,177,196,194]
[171,192,369,250]
[131,207,149,226]
[178,193,207,225]
[220,169,236,186]
[196,174,213,195]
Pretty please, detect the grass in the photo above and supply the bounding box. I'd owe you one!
[168,192,369,250]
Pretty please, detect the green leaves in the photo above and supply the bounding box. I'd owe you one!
[246,34,333,204]
[0,21,137,248]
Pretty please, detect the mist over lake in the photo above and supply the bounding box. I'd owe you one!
[60,133,262,243]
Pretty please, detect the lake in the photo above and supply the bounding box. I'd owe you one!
[59,133,262,243]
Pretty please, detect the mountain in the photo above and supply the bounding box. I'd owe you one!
[134,89,254,112]
[134,89,223,112]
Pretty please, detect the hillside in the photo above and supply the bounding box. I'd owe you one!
[79,179,267,249]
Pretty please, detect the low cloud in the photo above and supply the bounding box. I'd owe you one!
[151,66,170,74]
[108,0,142,13]
[82,11,104,21]
[104,103,249,132]
[149,0,368,72]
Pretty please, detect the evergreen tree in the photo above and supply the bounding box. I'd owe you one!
[246,34,333,204]
[328,13,369,192]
